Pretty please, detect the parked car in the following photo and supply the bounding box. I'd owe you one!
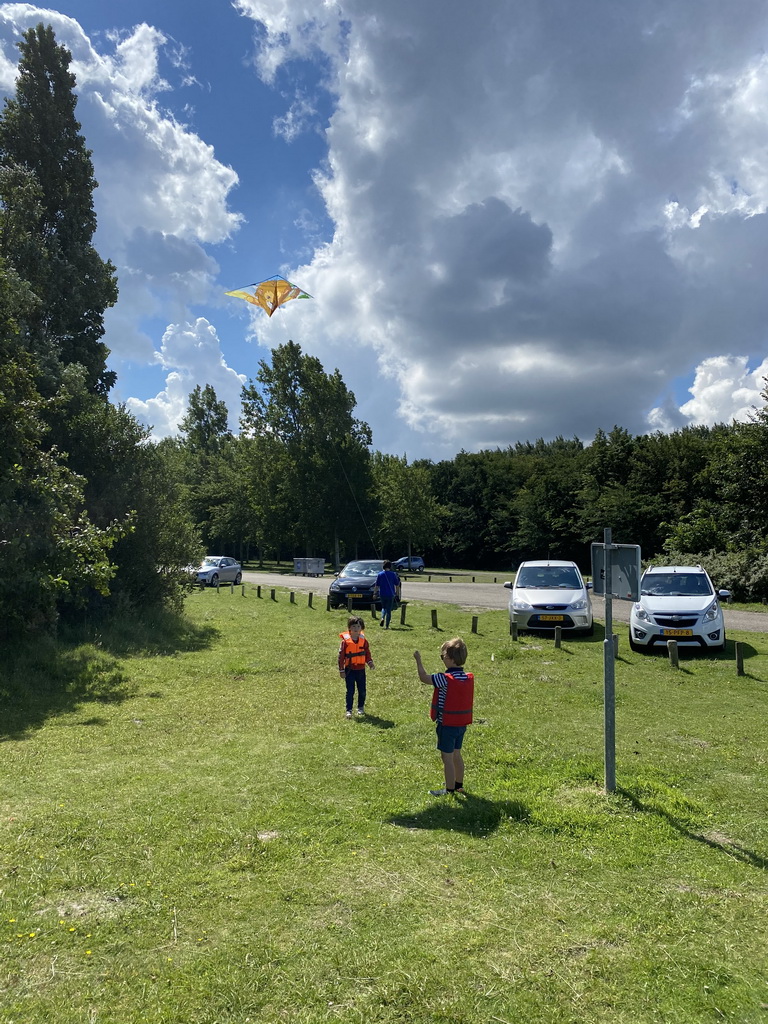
[504,560,593,635]
[195,556,242,587]
[392,555,425,572]
[629,565,729,652]
[329,559,402,609]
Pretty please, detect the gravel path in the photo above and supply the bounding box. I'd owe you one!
[242,571,768,633]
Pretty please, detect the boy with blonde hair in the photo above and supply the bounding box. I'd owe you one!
[413,637,474,796]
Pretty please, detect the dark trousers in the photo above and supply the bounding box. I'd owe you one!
[345,669,367,711]
[380,596,395,627]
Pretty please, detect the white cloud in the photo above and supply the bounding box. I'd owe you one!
[232,0,768,451]
[648,355,768,431]
[125,318,246,437]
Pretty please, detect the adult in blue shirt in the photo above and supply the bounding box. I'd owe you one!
[376,560,401,629]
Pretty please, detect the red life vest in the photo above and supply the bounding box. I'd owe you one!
[339,631,368,670]
[431,670,474,726]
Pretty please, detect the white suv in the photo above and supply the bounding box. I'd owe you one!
[504,560,593,635]
[629,565,730,652]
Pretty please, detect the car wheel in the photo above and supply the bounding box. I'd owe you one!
[235,572,242,585]
[418,566,424,572]
[209,573,219,587]
[580,623,594,637]
[710,634,726,653]
[628,631,642,653]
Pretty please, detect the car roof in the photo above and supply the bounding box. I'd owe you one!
[643,565,706,575]
[518,559,579,568]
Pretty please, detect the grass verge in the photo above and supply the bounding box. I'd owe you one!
[3,589,768,1023]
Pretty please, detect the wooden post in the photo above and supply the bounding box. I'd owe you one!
[472,576,475,583]
[290,591,295,604]
[241,585,245,596]
[216,582,220,594]
[431,609,438,629]
[667,640,679,669]
[613,634,619,658]
[400,603,407,625]
[230,582,234,594]
[257,585,261,598]
[371,604,377,620]
[471,615,478,634]
[326,595,331,611]
[554,626,562,648]
[735,641,745,677]
[510,621,518,640]
[308,592,313,608]
[270,588,276,602]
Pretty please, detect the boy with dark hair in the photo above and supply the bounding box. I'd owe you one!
[413,637,474,796]
[338,616,375,718]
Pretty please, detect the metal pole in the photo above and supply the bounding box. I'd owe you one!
[603,527,616,794]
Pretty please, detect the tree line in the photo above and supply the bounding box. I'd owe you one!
[2,25,767,644]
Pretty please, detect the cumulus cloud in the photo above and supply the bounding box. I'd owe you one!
[125,318,247,437]
[233,0,768,452]
[648,355,768,431]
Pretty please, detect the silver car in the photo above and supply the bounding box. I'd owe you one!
[504,560,593,635]
[629,565,729,652]
[196,556,242,587]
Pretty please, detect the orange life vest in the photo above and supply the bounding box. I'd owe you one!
[430,670,474,726]
[339,631,368,670]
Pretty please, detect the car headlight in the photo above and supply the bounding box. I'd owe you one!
[512,597,533,611]
[703,602,719,622]
[571,597,588,611]
[634,605,652,623]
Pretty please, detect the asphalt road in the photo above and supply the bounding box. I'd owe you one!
[242,570,768,632]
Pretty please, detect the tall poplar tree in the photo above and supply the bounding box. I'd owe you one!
[0,22,117,394]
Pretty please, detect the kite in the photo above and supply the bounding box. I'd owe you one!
[225,276,311,317]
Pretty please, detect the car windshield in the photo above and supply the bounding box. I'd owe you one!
[202,557,220,566]
[339,561,382,578]
[516,567,581,589]
[641,573,713,597]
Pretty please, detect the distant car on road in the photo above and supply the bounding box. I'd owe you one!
[195,556,242,587]
[629,565,729,652]
[504,559,593,635]
[329,559,402,609]
[392,555,425,572]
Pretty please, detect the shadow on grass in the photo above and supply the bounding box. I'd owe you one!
[388,792,529,837]
[357,714,396,730]
[618,787,768,869]
[2,607,219,741]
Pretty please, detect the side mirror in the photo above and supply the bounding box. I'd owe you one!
[586,582,593,590]
[503,581,513,590]
[718,589,731,599]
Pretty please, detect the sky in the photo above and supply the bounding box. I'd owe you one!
[2,0,768,461]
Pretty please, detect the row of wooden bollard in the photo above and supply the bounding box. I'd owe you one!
[213,587,749,675]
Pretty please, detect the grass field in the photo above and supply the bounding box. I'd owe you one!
[3,587,768,1023]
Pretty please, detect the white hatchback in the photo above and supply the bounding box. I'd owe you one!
[504,560,593,636]
[629,565,729,652]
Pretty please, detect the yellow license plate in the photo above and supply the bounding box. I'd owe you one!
[347,593,362,599]
[539,615,564,621]
[662,628,693,636]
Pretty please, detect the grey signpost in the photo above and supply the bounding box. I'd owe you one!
[591,531,641,794]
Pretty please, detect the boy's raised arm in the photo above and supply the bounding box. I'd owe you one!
[413,650,432,685]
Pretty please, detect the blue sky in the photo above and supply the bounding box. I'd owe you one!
[2,0,768,460]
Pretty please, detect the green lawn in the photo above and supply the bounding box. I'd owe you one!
[3,589,768,1023]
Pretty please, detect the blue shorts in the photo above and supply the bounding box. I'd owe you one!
[436,724,466,753]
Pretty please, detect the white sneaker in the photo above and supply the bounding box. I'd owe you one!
[356,708,365,716]
[429,788,450,797]
[345,711,352,719]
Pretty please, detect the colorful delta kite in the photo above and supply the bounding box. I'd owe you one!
[225,276,311,317]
